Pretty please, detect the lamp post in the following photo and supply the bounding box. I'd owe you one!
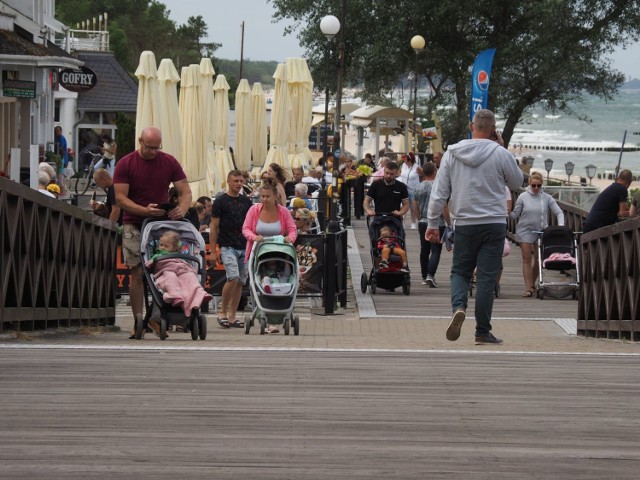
[410,35,425,154]
[544,158,553,184]
[318,15,340,227]
[565,161,575,185]
[585,164,597,186]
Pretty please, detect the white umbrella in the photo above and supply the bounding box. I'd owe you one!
[264,63,291,172]
[157,58,182,159]
[199,58,215,144]
[207,74,235,193]
[286,57,314,171]
[234,79,252,171]
[134,51,160,141]
[179,64,207,198]
[251,82,268,178]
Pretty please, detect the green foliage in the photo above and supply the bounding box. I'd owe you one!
[271,0,640,147]
[114,113,135,159]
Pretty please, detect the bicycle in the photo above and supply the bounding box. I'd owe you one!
[74,150,103,195]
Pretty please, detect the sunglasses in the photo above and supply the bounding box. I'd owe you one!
[531,184,542,188]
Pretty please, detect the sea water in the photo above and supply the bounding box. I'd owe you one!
[501,89,640,180]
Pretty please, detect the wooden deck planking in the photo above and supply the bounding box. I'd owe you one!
[351,219,579,320]
[0,349,638,479]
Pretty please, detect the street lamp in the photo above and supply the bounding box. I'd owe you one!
[544,158,553,184]
[585,164,597,186]
[318,15,340,225]
[410,35,425,153]
[565,161,575,185]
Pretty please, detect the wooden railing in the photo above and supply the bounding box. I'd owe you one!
[0,177,117,332]
[578,217,640,341]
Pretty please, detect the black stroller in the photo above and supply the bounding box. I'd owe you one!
[535,225,580,300]
[360,214,411,295]
[134,218,208,340]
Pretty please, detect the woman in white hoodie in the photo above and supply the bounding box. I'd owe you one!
[510,172,564,297]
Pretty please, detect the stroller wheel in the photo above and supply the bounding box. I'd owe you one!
[244,315,251,334]
[134,313,144,340]
[360,272,368,294]
[259,316,267,335]
[370,281,377,294]
[190,316,199,341]
[159,318,168,340]
[402,283,410,296]
[293,316,300,336]
[536,288,544,299]
[284,317,290,335]
[198,315,207,340]
[494,284,501,298]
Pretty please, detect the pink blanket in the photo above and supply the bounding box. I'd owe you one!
[146,258,212,316]
[543,253,576,268]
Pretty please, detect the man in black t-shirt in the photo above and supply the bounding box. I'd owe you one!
[363,161,410,217]
[583,169,632,233]
[210,170,253,328]
[284,166,304,199]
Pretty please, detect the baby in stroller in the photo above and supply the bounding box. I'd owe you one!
[260,259,294,295]
[377,226,409,272]
[145,230,212,316]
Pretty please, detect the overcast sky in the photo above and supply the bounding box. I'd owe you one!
[160,0,640,80]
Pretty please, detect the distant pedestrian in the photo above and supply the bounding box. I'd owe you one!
[414,162,449,287]
[426,109,523,345]
[582,170,632,233]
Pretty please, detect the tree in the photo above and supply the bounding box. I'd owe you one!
[175,15,221,68]
[271,0,640,146]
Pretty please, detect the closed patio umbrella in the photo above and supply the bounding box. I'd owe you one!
[286,57,314,171]
[157,58,182,159]
[179,64,207,198]
[264,63,291,172]
[234,79,252,171]
[199,58,215,144]
[135,51,160,141]
[207,74,235,193]
[251,82,268,179]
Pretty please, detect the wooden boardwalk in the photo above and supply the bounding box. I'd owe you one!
[1,348,639,479]
[350,217,579,323]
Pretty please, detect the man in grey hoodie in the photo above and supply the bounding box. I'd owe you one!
[426,109,523,345]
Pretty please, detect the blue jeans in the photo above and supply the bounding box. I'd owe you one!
[450,224,505,336]
[418,222,444,279]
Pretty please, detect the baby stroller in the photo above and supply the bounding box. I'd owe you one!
[245,236,300,335]
[535,225,580,300]
[134,218,209,340]
[360,214,411,295]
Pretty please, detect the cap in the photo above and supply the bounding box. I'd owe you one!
[291,197,306,209]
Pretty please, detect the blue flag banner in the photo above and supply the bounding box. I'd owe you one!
[469,48,496,123]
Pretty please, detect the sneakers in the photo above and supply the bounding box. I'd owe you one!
[410,223,417,230]
[425,274,438,288]
[400,266,410,273]
[421,278,428,285]
[379,259,389,269]
[475,332,503,345]
[446,308,465,341]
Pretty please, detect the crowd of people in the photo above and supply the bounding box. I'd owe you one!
[30,110,637,345]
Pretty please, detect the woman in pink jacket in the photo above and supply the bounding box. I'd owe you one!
[242,178,297,333]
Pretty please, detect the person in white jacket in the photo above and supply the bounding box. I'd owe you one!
[509,171,564,297]
[426,109,523,345]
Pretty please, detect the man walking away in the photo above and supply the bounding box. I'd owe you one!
[426,109,523,345]
[414,162,449,287]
